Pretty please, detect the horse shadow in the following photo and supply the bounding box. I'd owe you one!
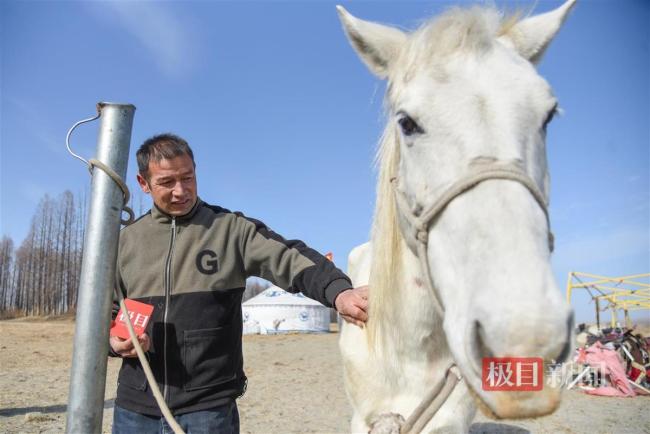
[470,422,530,433]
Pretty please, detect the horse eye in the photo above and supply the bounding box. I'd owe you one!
[398,114,424,136]
[542,105,558,132]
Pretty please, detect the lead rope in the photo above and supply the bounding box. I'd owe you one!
[399,365,462,434]
[114,294,184,434]
[66,110,185,434]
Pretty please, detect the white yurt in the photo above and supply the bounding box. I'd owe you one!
[242,286,331,335]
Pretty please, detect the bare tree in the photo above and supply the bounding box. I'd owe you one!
[1,189,88,317]
[59,191,75,313]
[243,277,272,302]
[0,236,14,311]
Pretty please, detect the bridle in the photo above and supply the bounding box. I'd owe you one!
[385,161,554,434]
[391,161,554,316]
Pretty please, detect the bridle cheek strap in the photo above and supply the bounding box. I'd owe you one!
[391,162,554,316]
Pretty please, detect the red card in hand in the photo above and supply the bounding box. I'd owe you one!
[110,299,154,340]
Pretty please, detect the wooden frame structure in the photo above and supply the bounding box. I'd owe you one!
[566,272,650,329]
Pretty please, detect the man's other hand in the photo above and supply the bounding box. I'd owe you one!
[110,333,151,358]
[335,285,368,327]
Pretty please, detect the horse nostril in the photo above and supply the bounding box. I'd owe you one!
[555,339,571,364]
[473,320,494,362]
[554,312,574,363]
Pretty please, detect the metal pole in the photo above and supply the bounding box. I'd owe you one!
[66,102,136,434]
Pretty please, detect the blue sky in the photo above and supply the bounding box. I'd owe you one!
[1,1,648,323]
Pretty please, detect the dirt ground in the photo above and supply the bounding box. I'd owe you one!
[1,318,648,434]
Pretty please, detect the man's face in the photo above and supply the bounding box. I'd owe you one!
[137,154,197,216]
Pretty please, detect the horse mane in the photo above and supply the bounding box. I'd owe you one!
[366,6,523,347]
[367,122,403,347]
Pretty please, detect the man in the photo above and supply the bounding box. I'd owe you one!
[109,133,368,433]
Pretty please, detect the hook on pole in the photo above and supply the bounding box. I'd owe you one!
[65,106,135,225]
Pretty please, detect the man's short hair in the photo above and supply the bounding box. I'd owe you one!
[137,133,195,179]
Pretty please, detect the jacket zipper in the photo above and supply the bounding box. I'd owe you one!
[163,217,176,402]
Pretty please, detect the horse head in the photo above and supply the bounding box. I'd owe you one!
[339,1,576,419]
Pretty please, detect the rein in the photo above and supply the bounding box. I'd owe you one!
[386,162,553,433]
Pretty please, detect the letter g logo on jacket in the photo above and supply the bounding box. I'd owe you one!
[196,250,219,275]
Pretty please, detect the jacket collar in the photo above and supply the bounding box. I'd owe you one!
[151,198,202,224]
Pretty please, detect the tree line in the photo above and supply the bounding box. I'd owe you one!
[0,191,86,317]
[0,189,270,318]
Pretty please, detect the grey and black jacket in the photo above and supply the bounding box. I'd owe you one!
[112,198,351,416]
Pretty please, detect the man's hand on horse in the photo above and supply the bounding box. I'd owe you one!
[110,333,151,358]
[335,285,369,327]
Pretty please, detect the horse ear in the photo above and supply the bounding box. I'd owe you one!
[336,5,406,79]
[498,0,577,64]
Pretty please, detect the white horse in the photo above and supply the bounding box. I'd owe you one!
[337,1,576,432]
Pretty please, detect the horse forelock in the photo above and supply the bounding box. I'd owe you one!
[388,7,521,97]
